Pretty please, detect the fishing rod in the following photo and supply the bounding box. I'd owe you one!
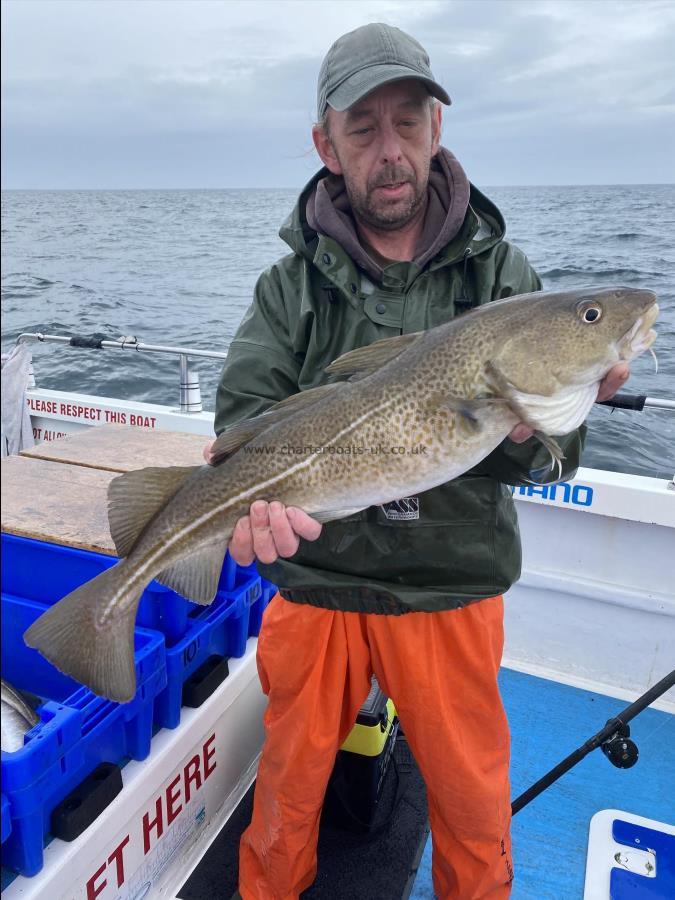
[597,392,675,411]
[511,669,675,815]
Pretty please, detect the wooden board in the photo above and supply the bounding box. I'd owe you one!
[19,424,208,472]
[2,455,117,555]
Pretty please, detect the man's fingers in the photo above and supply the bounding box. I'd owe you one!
[250,500,280,564]
[597,363,630,403]
[203,439,215,465]
[268,501,300,558]
[286,507,323,541]
[228,515,256,567]
[508,424,534,444]
[228,503,323,567]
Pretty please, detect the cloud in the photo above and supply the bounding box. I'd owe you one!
[2,0,674,187]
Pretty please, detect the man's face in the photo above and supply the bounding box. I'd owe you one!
[313,80,442,232]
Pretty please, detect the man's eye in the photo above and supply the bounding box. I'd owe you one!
[352,127,373,135]
[400,120,418,128]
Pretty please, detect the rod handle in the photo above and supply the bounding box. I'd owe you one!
[597,393,647,411]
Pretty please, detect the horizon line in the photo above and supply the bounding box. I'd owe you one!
[2,181,674,191]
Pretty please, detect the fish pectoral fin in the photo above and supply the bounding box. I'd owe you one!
[325,331,423,379]
[428,393,508,430]
[486,360,566,476]
[108,465,199,558]
[211,383,345,466]
[155,541,228,605]
[310,506,368,524]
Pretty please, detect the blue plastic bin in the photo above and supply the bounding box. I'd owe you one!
[1,794,11,845]
[1,592,166,877]
[248,576,276,637]
[1,533,238,646]
[153,567,262,729]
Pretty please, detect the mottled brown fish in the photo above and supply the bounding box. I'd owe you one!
[24,286,658,702]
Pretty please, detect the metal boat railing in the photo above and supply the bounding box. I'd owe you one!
[16,330,675,415]
[17,332,229,414]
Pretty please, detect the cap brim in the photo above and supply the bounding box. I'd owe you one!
[327,64,451,112]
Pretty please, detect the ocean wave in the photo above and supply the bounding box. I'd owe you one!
[540,266,660,280]
[1,273,56,287]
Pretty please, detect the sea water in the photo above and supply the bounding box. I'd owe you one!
[2,184,674,478]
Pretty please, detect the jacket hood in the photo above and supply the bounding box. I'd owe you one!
[279,147,507,277]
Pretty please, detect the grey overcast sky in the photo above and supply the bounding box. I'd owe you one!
[2,0,674,188]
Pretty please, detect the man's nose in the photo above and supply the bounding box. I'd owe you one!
[378,122,404,163]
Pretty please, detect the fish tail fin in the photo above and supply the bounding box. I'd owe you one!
[23,561,142,703]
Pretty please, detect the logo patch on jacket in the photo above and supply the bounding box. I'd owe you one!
[380,497,419,521]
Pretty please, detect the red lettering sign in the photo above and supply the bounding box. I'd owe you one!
[183,755,202,803]
[166,774,183,826]
[108,834,130,888]
[27,398,57,414]
[129,414,157,428]
[86,861,108,900]
[142,796,164,855]
[203,734,217,779]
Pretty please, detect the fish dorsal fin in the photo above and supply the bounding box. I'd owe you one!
[325,332,423,379]
[210,421,270,466]
[264,382,342,415]
[108,465,198,558]
[154,541,228,605]
[210,382,345,466]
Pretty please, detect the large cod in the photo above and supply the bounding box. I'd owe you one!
[24,287,659,702]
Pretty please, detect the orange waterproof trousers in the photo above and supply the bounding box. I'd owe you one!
[239,593,513,900]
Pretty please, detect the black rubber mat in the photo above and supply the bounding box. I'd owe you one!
[179,733,429,900]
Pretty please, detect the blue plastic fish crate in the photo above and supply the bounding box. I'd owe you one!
[0,592,166,877]
[248,575,277,637]
[1,532,239,646]
[153,567,262,729]
[1,795,10,845]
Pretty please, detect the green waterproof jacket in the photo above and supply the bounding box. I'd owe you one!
[214,168,586,614]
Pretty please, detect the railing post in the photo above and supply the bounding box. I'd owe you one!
[179,354,202,413]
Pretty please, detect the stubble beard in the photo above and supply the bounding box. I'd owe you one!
[342,162,430,233]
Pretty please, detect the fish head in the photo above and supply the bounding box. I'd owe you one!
[484,286,659,435]
[489,286,659,396]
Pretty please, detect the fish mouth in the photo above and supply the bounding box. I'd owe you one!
[618,301,659,361]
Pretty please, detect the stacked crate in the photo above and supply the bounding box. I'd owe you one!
[0,429,272,878]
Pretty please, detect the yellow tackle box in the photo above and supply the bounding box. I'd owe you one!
[324,677,399,832]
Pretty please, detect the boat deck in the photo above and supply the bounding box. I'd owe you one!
[410,668,675,900]
[177,666,674,899]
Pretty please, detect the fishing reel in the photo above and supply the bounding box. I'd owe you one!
[601,721,639,769]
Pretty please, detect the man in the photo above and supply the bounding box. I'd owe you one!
[208,23,629,900]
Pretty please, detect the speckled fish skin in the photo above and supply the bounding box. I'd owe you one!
[23,286,658,702]
[159,286,659,528]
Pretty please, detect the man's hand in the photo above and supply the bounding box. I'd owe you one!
[230,501,323,566]
[508,363,630,444]
[202,441,322,564]
[203,439,216,464]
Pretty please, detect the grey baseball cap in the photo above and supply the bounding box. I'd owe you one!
[317,23,451,120]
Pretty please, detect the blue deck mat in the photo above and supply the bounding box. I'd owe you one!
[409,667,675,900]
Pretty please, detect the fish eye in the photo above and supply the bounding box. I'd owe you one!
[581,306,602,323]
